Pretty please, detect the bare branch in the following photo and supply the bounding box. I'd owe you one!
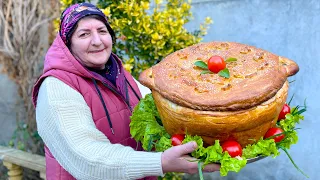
[0,0,60,154]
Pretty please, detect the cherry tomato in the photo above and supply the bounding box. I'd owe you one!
[264,127,285,142]
[171,134,185,146]
[221,140,242,157]
[207,55,226,73]
[278,104,291,120]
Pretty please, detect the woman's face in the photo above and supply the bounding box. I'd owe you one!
[70,17,113,69]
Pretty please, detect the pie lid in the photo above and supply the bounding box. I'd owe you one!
[139,42,299,111]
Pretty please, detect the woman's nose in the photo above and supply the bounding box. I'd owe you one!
[91,32,102,46]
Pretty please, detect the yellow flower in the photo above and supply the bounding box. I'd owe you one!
[205,17,213,24]
[53,19,60,33]
[102,7,111,17]
[113,19,120,27]
[151,32,163,41]
[155,0,163,5]
[141,1,150,10]
[123,63,134,72]
[60,0,72,10]
[181,3,191,11]
[131,10,140,17]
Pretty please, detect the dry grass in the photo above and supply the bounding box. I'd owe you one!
[0,0,59,154]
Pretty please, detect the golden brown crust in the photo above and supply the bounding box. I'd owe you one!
[153,81,289,147]
[139,42,299,111]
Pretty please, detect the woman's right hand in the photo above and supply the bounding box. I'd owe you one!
[161,141,220,174]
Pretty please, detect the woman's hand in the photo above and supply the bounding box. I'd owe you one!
[161,141,220,174]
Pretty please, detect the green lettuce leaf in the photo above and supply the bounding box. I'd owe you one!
[279,113,304,131]
[277,130,298,149]
[130,94,167,151]
[129,93,306,178]
[183,135,206,158]
[155,135,172,152]
[242,138,280,158]
[220,153,247,176]
[203,140,224,164]
[183,137,247,176]
[276,106,303,149]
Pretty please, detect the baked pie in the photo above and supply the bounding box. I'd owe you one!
[139,41,299,147]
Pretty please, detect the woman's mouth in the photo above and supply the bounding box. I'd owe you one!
[89,48,105,53]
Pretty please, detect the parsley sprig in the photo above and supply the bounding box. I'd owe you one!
[194,57,237,78]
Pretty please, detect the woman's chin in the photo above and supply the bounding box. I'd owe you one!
[89,57,109,66]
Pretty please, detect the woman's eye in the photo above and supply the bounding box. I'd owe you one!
[100,30,108,34]
[79,33,89,37]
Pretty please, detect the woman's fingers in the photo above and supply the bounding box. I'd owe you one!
[161,141,220,174]
[202,163,221,172]
[180,155,197,162]
[171,141,198,156]
[161,141,197,173]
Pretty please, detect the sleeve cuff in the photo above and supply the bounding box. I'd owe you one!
[126,151,164,179]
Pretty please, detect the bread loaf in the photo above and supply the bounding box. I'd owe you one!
[139,41,299,147]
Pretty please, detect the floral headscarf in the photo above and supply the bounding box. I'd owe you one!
[59,3,114,46]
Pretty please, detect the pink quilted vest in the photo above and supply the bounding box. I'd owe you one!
[32,34,156,180]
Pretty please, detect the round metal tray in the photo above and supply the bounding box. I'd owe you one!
[247,155,267,164]
[214,156,267,164]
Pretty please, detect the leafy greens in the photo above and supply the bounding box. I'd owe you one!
[130,93,306,177]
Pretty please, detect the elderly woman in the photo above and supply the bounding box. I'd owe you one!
[32,3,220,180]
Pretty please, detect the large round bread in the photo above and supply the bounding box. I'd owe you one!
[153,81,288,147]
[138,41,299,147]
[139,42,298,111]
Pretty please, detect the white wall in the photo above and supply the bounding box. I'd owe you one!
[184,0,319,179]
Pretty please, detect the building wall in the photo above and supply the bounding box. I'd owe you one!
[184,0,319,179]
[0,65,18,145]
